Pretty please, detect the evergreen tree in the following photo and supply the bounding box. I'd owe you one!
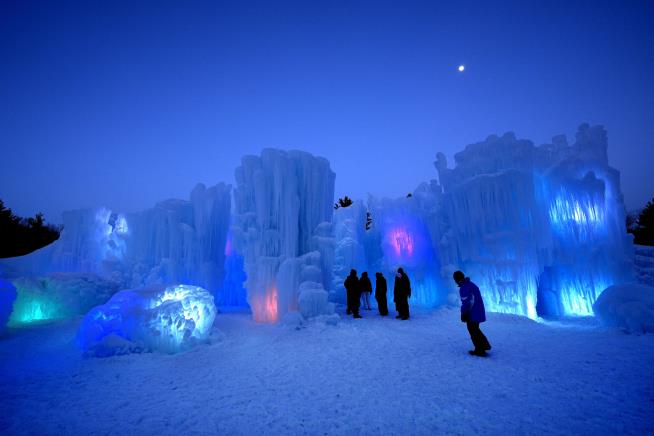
[0,200,61,258]
[633,198,654,246]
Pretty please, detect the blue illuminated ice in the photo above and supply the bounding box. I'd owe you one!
[9,273,122,326]
[1,182,235,306]
[0,124,636,324]
[77,284,217,355]
[0,278,17,331]
[332,124,634,319]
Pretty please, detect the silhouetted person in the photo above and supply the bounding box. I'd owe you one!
[344,269,362,318]
[360,271,372,310]
[393,267,411,320]
[375,272,388,316]
[453,270,491,357]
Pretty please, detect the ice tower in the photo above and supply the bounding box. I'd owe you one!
[232,149,336,322]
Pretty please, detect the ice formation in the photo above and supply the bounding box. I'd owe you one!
[593,284,654,333]
[331,195,450,309]
[330,124,634,319]
[436,125,633,317]
[0,124,637,323]
[232,149,336,322]
[77,284,217,355]
[0,278,17,330]
[8,273,121,326]
[1,183,237,325]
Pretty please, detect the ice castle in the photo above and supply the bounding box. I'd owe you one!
[0,124,635,328]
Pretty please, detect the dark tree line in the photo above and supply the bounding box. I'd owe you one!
[0,200,61,258]
[628,197,654,246]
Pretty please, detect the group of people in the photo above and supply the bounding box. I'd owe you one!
[344,267,412,320]
[343,267,492,357]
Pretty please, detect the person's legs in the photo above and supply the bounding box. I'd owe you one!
[466,322,483,350]
[380,297,388,315]
[477,325,491,350]
[399,299,409,319]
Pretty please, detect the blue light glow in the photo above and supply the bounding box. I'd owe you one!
[548,189,606,241]
[77,284,217,354]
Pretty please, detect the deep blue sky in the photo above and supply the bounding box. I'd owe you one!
[1,0,653,222]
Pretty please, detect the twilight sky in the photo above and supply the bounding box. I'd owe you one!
[1,0,653,222]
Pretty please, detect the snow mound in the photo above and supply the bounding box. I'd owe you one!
[9,273,121,326]
[0,278,17,331]
[593,284,654,333]
[77,284,217,355]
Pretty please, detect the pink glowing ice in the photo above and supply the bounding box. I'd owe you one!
[389,228,414,258]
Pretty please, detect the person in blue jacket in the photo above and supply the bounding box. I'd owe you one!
[453,270,491,356]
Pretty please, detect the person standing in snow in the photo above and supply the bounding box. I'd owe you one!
[375,272,389,316]
[360,271,373,310]
[393,267,411,320]
[344,269,362,318]
[453,270,491,357]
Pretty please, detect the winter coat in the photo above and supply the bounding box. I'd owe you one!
[375,276,387,298]
[360,275,372,293]
[459,277,486,323]
[393,272,411,302]
[344,274,361,308]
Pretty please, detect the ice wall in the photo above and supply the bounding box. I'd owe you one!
[121,182,232,298]
[0,183,235,324]
[0,278,17,331]
[330,124,633,319]
[220,232,249,307]
[232,149,335,322]
[331,192,451,309]
[436,124,634,318]
[9,273,122,326]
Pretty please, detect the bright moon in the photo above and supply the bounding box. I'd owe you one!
[458,65,465,72]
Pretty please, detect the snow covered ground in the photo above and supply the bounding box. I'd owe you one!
[1,308,653,435]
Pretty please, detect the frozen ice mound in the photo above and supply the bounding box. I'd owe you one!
[77,284,217,355]
[298,281,334,319]
[8,273,121,326]
[0,278,17,331]
[593,284,654,333]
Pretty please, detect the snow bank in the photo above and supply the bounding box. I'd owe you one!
[9,273,121,326]
[77,284,217,355]
[593,284,654,333]
[0,278,17,331]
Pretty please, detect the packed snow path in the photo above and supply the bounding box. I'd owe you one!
[1,309,653,435]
